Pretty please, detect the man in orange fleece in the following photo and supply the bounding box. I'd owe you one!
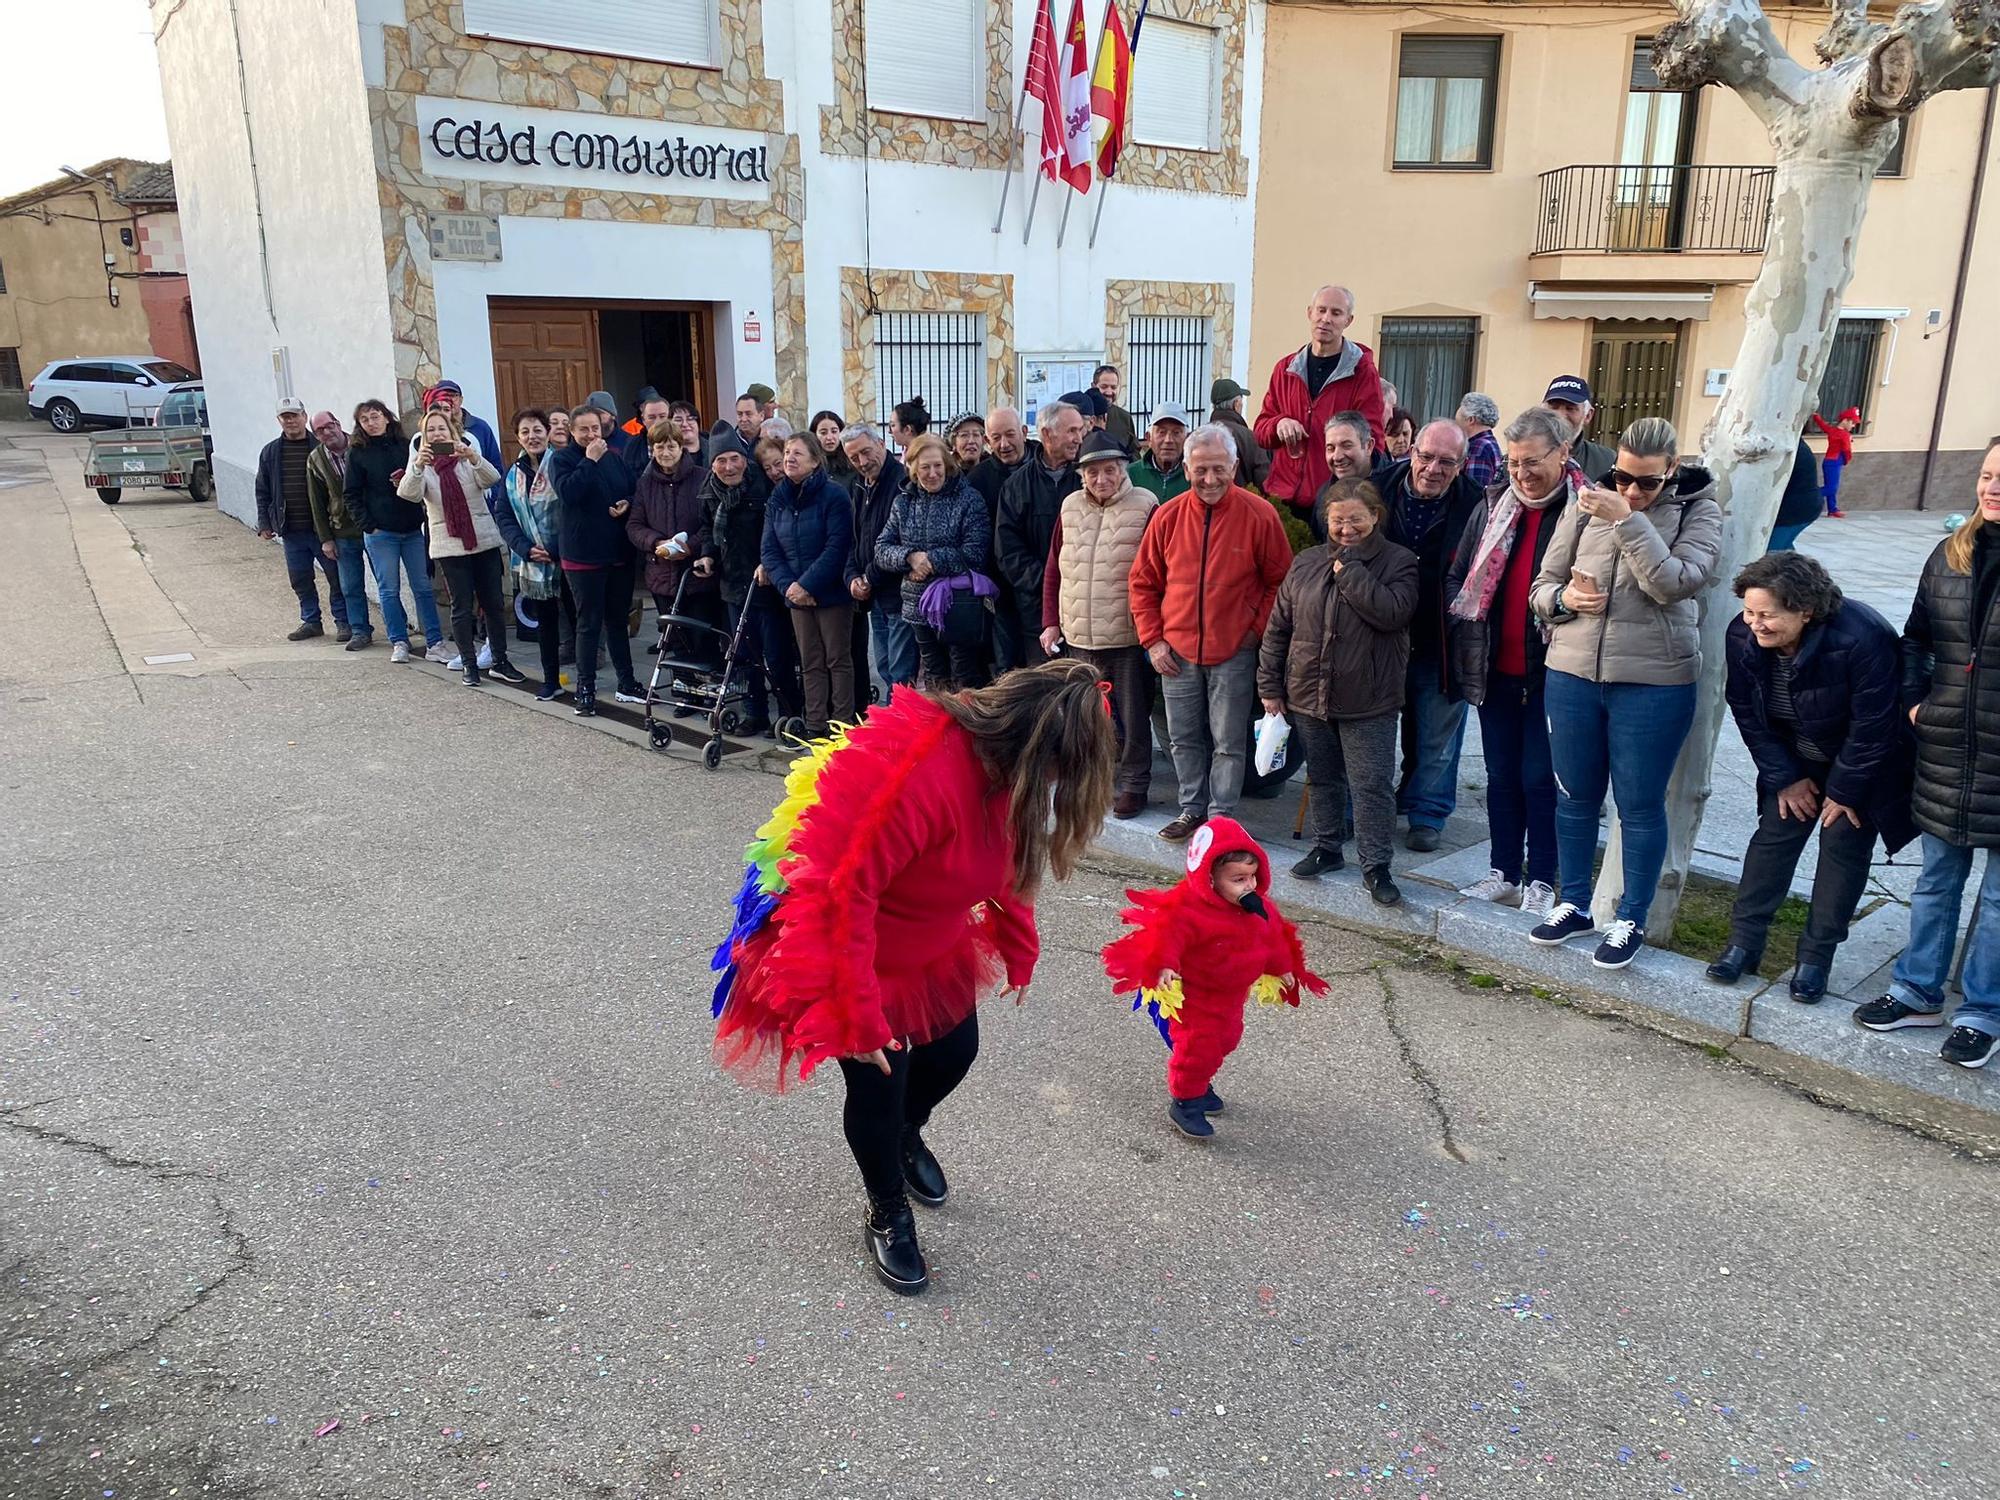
[1128,424,1294,842]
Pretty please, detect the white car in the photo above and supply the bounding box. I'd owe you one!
[26,356,200,433]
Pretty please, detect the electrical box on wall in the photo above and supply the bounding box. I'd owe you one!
[1704,368,1730,397]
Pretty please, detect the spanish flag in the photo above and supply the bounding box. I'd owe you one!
[1090,0,1138,179]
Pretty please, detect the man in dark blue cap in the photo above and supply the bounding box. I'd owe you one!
[1542,375,1616,482]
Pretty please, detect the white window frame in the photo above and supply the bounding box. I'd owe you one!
[863,0,986,123]
[460,0,720,70]
[1130,17,1222,154]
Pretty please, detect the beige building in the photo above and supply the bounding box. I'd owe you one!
[1249,2,1998,508]
[0,160,198,417]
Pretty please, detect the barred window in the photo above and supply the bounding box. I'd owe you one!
[874,311,985,451]
[1126,316,1212,437]
[1377,316,1477,426]
[0,349,21,391]
[1816,318,1885,427]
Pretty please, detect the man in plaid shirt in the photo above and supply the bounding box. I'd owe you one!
[1456,391,1503,491]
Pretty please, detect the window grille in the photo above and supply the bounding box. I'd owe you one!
[873,311,986,451]
[0,349,21,391]
[1817,318,1884,426]
[1126,316,1211,437]
[1378,317,1477,426]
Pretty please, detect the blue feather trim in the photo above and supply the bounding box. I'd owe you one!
[1125,992,1175,1050]
[711,863,782,1019]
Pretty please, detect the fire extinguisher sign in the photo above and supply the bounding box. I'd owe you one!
[743,311,762,343]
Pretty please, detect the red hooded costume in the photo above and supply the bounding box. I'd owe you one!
[1101,817,1327,1100]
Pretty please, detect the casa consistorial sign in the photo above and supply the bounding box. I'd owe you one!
[415,98,774,201]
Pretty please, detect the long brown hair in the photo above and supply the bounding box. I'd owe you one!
[1944,437,2000,574]
[932,657,1116,895]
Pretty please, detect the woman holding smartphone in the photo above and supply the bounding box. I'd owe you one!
[1526,415,1722,969]
[396,405,524,688]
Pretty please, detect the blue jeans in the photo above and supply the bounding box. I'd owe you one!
[1477,673,1556,888]
[362,528,443,646]
[1397,657,1469,830]
[1545,671,1698,927]
[334,537,371,637]
[1889,836,2000,1037]
[870,603,918,691]
[1821,455,1845,514]
[281,530,348,628]
[1766,520,1813,553]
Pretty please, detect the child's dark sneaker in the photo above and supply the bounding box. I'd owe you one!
[901,1130,949,1206]
[1941,1026,2000,1069]
[1197,1086,1223,1114]
[1529,902,1596,946]
[1168,1096,1214,1138]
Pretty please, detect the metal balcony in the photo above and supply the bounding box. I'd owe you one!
[1534,164,1776,255]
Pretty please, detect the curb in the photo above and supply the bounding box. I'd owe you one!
[1091,813,2000,1156]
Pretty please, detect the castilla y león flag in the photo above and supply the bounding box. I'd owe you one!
[1090,0,1138,178]
[1055,0,1094,191]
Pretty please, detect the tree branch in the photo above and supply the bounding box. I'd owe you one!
[1854,0,2000,117]
[1654,0,1815,123]
[1819,0,1888,63]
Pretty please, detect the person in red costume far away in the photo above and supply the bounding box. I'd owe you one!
[1102,818,1328,1138]
[710,659,1117,1295]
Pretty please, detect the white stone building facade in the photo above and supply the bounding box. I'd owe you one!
[152,0,1267,525]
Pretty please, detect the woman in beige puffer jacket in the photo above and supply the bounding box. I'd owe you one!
[1524,415,1722,968]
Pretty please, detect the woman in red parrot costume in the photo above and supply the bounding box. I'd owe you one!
[1104,817,1328,1137]
[710,659,1117,1294]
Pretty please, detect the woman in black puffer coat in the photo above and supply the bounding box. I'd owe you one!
[1709,552,1915,1002]
[873,433,992,690]
[1853,438,2000,1070]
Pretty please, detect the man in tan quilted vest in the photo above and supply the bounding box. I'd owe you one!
[1040,430,1160,817]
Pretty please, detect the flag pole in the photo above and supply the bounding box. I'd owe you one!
[1022,168,1047,245]
[991,85,1033,234]
[1087,175,1112,248]
[1087,0,1145,251]
[1055,186,1077,248]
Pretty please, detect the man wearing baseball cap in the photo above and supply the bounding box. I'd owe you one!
[1541,376,1616,483]
[255,397,352,642]
[1128,401,1190,502]
[1209,378,1270,490]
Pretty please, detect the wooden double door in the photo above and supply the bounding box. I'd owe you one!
[489,298,716,427]
[1589,320,1682,439]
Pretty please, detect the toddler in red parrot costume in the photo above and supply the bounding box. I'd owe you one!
[1102,817,1327,1137]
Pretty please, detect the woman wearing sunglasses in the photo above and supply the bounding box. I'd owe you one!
[1525,416,1723,969]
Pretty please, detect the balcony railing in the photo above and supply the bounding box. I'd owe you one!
[1534,164,1776,255]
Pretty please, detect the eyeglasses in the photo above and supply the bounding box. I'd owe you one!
[1412,449,1462,468]
[1506,450,1558,473]
[1607,469,1670,494]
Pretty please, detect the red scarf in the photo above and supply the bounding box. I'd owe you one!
[435,451,480,550]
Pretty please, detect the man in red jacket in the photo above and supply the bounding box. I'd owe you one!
[1253,285,1388,529]
[1129,425,1294,842]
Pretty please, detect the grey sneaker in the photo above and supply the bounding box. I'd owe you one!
[389,640,411,664]
[424,641,453,664]
[1460,869,1520,904]
[1518,880,1557,918]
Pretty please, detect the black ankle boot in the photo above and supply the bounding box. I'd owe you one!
[864,1192,928,1294]
[901,1130,949,1206]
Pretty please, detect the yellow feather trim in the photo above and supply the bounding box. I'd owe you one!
[744,725,852,893]
[1141,974,1186,1024]
[1251,974,1288,1008]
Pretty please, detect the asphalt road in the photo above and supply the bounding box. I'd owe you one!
[4,428,1996,1500]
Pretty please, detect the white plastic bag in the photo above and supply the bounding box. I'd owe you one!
[1253,711,1291,777]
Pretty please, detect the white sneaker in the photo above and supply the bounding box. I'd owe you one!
[477,642,494,670]
[1460,869,1521,904]
[390,640,411,664]
[447,652,465,671]
[1519,880,1556,918]
[613,688,646,704]
[424,641,453,664]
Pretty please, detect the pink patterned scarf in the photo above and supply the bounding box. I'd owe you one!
[1449,463,1583,623]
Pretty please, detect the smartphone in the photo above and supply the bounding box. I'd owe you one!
[429,440,453,460]
[1571,568,1599,592]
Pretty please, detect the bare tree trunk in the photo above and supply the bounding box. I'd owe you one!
[1602,0,1997,937]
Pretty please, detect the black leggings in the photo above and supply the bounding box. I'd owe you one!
[835,1012,980,1199]
[439,550,511,669]
[525,594,563,684]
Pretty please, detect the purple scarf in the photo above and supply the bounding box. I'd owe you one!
[918,571,997,631]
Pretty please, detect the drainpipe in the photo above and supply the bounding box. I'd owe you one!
[1917,84,1995,510]
[227,0,277,327]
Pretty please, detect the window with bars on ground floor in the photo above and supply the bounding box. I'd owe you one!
[1377,317,1477,426]
[0,348,21,391]
[873,311,986,452]
[1816,317,1885,427]
[1125,315,1211,439]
